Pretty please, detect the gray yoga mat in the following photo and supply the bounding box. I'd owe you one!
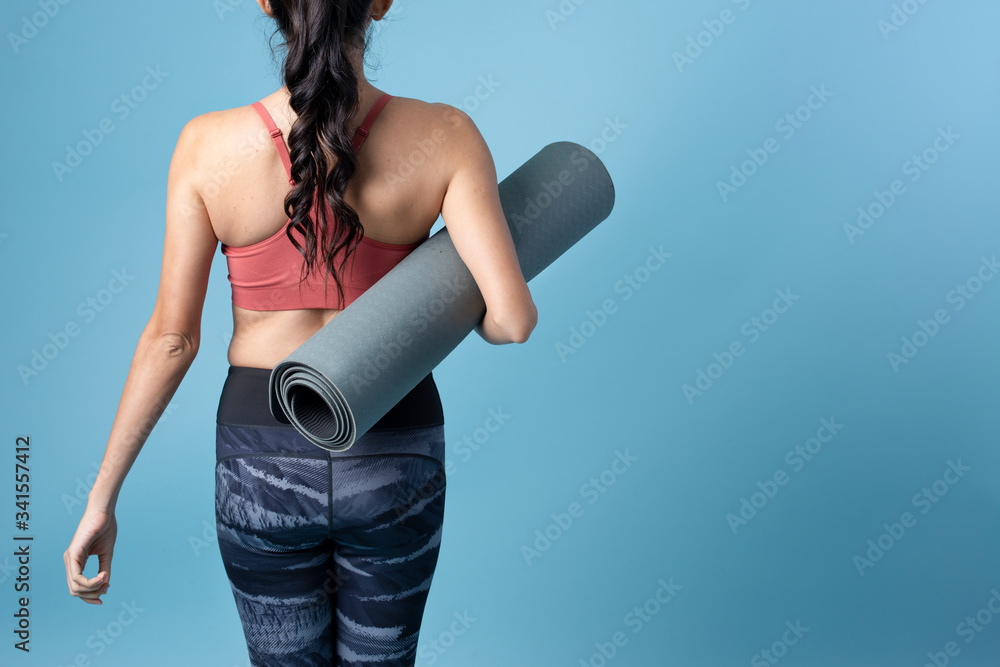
[268,141,616,451]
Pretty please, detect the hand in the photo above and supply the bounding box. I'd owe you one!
[64,505,117,605]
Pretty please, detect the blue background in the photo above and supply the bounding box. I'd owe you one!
[2,0,999,665]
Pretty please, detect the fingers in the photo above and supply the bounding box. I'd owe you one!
[63,548,110,604]
[63,546,84,595]
[76,581,109,605]
[97,552,112,589]
[69,572,109,604]
[71,570,106,590]
[64,540,105,586]
[75,588,105,605]
[70,571,107,595]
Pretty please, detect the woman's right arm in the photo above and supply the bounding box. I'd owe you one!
[438,108,538,345]
[64,115,218,604]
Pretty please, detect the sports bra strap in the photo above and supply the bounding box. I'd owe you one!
[251,93,393,185]
[250,101,295,185]
[352,93,393,153]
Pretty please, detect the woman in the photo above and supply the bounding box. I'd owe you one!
[62,0,537,664]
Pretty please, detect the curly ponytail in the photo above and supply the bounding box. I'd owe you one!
[266,0,377,308]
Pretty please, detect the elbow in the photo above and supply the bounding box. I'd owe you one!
[509,328,532,345]
[506,306,538,345]
[154,330,199,358]
[481,300,538,345]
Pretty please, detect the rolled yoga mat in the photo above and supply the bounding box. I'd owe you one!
[268,141,616,451]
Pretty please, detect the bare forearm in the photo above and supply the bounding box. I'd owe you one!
[87,328,197,512]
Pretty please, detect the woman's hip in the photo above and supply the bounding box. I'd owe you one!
[215,365,445,464]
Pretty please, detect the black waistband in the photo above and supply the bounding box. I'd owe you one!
[217,366,444,430]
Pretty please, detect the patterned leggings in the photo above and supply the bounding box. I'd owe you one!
[215,366,447,666]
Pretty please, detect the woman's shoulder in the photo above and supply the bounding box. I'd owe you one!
[167,105,271,197]
[349,95,474,142]
[383,97,489,162]
[188,94,469,127]
[169,95,480,189]
[390,95,468,118]
[177,103,273,157]
[179,96,470,148]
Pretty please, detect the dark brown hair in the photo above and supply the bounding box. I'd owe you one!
[265,0,378,307]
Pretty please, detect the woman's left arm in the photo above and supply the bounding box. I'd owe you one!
[64,115,217,603]
[87,115,217,513]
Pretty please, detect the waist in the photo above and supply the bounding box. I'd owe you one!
[217,365,444,430]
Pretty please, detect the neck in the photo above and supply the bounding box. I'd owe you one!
[277,50,377,108]
[275,46,380,113]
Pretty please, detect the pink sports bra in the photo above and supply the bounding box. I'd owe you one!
[220,94,428,311]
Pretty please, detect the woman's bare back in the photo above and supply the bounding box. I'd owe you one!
[192,87,466,368]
